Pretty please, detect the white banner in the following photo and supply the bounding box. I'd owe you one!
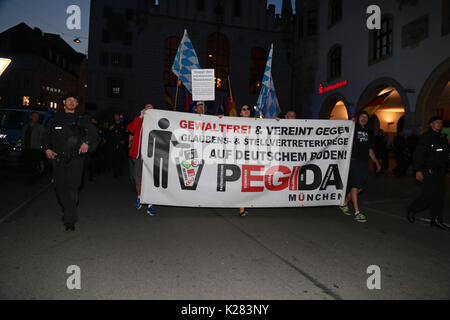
[141,110,355,208]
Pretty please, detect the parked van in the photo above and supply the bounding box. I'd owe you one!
[0,106,54,166]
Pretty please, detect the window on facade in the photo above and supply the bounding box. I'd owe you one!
[196,0,205,11]
[111,54,121,67]
[371,17,393,62]
[249,47,267,94]
[164,37,180,87]
[329,0,342,27]
[443,0,450,36]
[103,6,112,19]
[298,15,304,40]
[307,8,318,36]
[328,45,341,80]
[48,48,53,61]
[100,52,108,66]
[233,0,242,17]
[206,33,229,91]
[126,8,134,21]
[124,32,133,46]
[126,54,133,68]
[108,78,123,98]
[102,30,111,43]
[24,76,31,89]
[23,96,30,107]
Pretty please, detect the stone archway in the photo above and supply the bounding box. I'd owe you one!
[357,77,411,115]
[416,58,450,130]
[358,78,409,140]
[319,92,351,119]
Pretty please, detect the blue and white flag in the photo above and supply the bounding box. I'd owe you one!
[255,44,280,119]
[171,29,201,93]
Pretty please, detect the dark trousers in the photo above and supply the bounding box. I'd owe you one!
[408,172,446,223]
[24,149,43,179]
[112,148,126,177]
[52,158,84,225]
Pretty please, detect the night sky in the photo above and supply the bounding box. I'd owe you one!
[0,0,294,56]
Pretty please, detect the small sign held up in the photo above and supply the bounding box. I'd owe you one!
[192,69,215,101]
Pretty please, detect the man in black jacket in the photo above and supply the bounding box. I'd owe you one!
[42,93,98,231]
[407,116,449,230]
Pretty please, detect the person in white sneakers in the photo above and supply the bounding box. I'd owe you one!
[127,104,157,216]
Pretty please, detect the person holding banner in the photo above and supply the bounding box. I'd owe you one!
[127,104,157,216]
[339,111,381,222]
[285,110,297,119]
[193,101,205,114]
[218,104,253,217]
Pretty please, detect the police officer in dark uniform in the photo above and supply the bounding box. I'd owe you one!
[43,93,98,231]
[407,116,449,230]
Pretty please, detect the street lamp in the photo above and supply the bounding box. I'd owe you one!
[0,58,12,76]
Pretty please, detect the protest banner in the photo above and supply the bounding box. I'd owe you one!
[141,110,354,208]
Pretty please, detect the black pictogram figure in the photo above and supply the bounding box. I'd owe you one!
[148,118,188,188]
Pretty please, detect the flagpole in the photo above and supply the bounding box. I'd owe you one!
[174,29,187,111]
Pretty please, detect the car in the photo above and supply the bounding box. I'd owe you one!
[0,106,54,168]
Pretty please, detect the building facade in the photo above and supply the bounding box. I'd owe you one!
[294,0,450,136]
[87,0,294,120]
[0,23,87,112]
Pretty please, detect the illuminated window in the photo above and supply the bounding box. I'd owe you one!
[163,37,180,87]
[249,47,267,94]
[328,45,341,81]
[206,33,229,91]
[23,96,30,106]
[108,78,123,98]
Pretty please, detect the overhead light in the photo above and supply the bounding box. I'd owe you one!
[74,38,81,43]
[0,58,12,76]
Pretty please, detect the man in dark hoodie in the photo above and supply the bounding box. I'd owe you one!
[407,116,449,230]
[339,111,381,222]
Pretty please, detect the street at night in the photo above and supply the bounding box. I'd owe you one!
[0,0,449,305]
[1,166,449,300]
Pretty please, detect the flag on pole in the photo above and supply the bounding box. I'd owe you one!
[255,44,280,119]
[354,90,393,118]
[171,29,201,94]
[228,77,237,117]
[164,87,174,110]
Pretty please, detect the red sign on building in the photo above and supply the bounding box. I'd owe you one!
[319,80,349,94]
